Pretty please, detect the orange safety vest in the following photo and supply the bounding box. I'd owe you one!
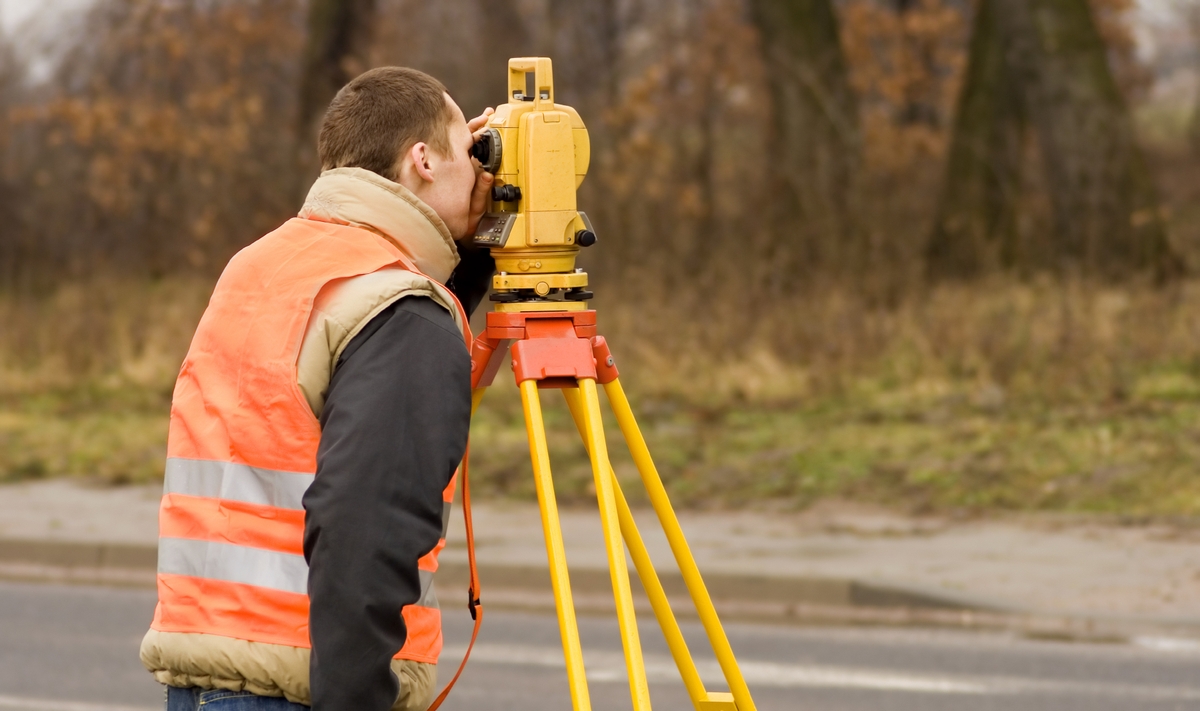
[149,216,469,665]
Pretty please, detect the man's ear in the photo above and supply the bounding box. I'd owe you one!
[409,142,435,183]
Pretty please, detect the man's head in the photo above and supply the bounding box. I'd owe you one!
[319,67,488,240]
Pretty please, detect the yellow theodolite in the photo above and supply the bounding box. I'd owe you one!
[461,57,756,711]
[471,56,596,311]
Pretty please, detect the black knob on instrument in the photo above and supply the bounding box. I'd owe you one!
[575,230,597,247]
[491,185,521,202]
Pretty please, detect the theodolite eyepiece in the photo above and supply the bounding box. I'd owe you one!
[470,128,503,174]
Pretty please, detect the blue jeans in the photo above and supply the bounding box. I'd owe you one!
[166,687,310,710]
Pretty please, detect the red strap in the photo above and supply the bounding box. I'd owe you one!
[426,443,481,711]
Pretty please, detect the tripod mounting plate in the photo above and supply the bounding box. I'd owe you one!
[495,301,588,313]
[469,309,618,390]
[493,271,588,291]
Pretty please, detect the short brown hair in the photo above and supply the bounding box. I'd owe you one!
[318,67,456,181]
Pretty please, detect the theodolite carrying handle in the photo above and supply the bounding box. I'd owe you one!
[508,57,554,108]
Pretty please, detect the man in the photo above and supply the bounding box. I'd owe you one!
[140,67,496,711]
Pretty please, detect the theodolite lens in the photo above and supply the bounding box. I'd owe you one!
[470,128,502,173]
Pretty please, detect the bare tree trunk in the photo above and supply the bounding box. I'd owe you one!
[748,0,861,277]
[999,0,1174,279]
[539,0,620,276]
[547,0,620,118]
[931,0,1176,280]
[1183,5,1200,155]
[928,0,1024,279]
[296,0,376,172]
[476,0,534,111]
[0,39,24,293]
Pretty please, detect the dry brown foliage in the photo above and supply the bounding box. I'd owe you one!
[841,0,967,173]
[2,0,302,287]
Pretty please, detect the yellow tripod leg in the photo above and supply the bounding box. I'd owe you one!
[563,388,708,707]
[471,387,487,415]
[519,379,592,711]
[605,379,754,711]
[576,379,652,711]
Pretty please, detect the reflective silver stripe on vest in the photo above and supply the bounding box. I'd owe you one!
[159,537,440,607]
[164,457,314,510]
[441,501,452,536]
[418,570,438,609]
[159,537,309,594]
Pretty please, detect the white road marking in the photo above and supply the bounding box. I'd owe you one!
[446,643,987,694]
[1133,636,1200,653]
[444,643,1200,700]
[0,696,157,711]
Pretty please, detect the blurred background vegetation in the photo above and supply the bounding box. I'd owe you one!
[3,0,1200,517]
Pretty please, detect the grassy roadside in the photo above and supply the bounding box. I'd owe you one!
[0,382,171,485]
[466,367,1200,516]
[3,276,1200,517]
[8,363,1198,518]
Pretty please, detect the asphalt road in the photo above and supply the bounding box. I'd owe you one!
[2,580,1200,711]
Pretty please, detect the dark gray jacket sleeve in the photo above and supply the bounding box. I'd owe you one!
[303,296,470,711]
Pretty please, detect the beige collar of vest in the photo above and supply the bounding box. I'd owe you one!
[298,167,460,284]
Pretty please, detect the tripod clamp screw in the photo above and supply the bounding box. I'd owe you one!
[591,337,619,384]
